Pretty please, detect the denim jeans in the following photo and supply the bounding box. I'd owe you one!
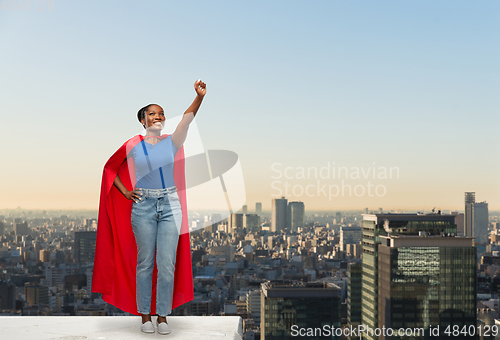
[131,186,182,316]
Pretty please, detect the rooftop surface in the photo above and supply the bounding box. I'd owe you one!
[0,316,243,340]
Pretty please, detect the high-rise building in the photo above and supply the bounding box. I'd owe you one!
[0,221,4,236]
[74,231,97,264]
[340,226,362,251]
[0,280,16,310]
[287,201,305,232]
[377,234,476,339]
[464,192,475,238]
[24,282,49,307]
[14,220,29,236]
[451,212,465,235]
[39,249,50,263]
[229,213,244,233]
[475,201,489,244]
[243,214,260,232]
[464,192,489,244]
[241,205,248,214]
[347,263,362,330]
[271,197,287,233]
[246,289,261,324]
[255,202,262,216]
[261,281,341,340]
[361,213,463,340]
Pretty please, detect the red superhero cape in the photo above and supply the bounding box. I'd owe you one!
[91,134,193,315]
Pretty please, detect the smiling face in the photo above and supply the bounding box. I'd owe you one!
[141,104,165,131]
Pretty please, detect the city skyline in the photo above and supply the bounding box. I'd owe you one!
[1,208,498,339]
[1,2,498,210]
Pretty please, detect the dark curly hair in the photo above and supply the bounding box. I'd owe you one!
[137,104,159,128]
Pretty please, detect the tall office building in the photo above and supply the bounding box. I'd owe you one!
[14,220,29,236]
[261,281,341,340]
[451,212,465,235]
[241,205,248,214]
[74,231,97,264]
[0,221,4,236]
[361,213,462,340]
[24,282,49,307]
[243,214,260,232]
[271,197,287,233]
[256,202,262,216]
[378,234,476,339]
[347,263,362,329]
[464,192,475,238]
[247,289,262,324]
[229,213,244,233]
[0,280,16,310]
[464,192,489,244]
[39,249,51,263]
[287,201,305,232]
[474,201,489,244]
[340,226,362,252]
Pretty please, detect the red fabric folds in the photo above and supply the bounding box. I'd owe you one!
[91,134,193,315]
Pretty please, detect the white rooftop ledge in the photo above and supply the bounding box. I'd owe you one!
[0,316,243,340]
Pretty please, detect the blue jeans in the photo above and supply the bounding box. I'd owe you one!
[131,186,182,316]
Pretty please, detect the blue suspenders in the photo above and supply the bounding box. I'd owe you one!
[141,139,166,189]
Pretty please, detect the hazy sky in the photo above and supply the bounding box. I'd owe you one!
[0,1,498,211]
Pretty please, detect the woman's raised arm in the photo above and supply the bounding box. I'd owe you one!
[171,80,206,149]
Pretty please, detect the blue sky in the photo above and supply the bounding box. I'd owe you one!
[0,1,498,210]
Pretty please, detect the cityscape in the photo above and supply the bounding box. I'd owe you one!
[0,192,498,339]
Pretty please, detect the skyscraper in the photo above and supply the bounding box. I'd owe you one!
[450,212,465,235]
[0,280,15,310]
[247,289,261,325]
[271,197,287,233]
[361,213,468,340]
[24,282,49,307]
[74,231,97,264]
[378,234,476,339]
[14,220,29,236]
[243,214,260,232]
[229,213,244,233]
[287,201,305,232]
[474,201,489,244]
[347,263,362,330]
[261,281,341,340]
[464,192,475,238]
[256,202,262,216]
[464,192,489,244]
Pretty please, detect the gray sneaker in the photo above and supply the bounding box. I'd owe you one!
[141,320,155,333]
[156,319,172,335]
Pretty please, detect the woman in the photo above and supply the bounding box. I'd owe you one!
[92,80,206,335]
